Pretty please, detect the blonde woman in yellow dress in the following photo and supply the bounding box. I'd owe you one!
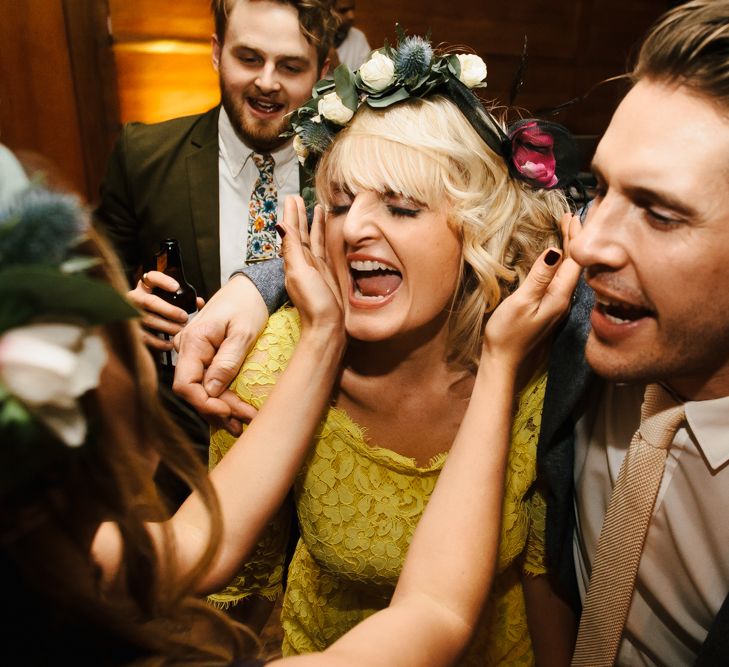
[0,144,577,665]
[206,36,580,666]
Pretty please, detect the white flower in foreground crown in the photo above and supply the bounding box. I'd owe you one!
[359,51,396,91]
[456,54,488,88]
[293,133,309,165]
[0,323,107,446]
[318,92,354,125]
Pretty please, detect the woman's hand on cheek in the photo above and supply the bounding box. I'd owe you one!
[279,196,345,345]
[482,236,581,370]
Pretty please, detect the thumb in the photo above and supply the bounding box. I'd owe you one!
[203,334,247,396]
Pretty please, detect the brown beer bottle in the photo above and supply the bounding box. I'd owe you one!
[153,238,198,368]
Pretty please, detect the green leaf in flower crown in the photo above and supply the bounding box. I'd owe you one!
[365,87,411,108]
[0,296,34,334]
[0,395,32,432]
[333,64,358,111]
[312,78,336,98]
[446,54,462,79]
[0,266,138,334]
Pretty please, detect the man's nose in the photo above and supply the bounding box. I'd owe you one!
[570,196,628,271]
[255,63,281,94]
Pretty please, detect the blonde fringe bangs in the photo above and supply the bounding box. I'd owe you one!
[316,96,568,368]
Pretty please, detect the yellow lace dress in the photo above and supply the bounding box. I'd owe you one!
[209,308,548,666]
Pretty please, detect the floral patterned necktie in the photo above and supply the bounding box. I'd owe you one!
[246,153,278,263]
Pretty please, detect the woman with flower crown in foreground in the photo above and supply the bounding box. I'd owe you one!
[0,145,578,665]
[201,35,581,665]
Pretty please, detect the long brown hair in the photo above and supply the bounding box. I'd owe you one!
[0,224,257,665]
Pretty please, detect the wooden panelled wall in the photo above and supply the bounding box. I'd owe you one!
[1,0,670,201]
[1,0,118,200]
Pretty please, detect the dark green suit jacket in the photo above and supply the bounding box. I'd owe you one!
[97,107,222,300]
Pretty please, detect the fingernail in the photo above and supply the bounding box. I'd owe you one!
[275,224,286,238]
[545,249,561,266]
[205,379,223,395]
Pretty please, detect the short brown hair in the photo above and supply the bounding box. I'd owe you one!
[211,0,337,67]
[633,0,729,109]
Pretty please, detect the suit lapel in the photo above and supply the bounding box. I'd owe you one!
[539,278,594,460]
[187,107,221,297]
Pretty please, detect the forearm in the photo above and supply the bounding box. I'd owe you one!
[169,324,345,592]
[392,356,517,639]
[523,574,577,666]
[277,357,520,667]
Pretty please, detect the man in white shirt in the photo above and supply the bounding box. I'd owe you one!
[536,1,729,663]
[96,0,334,353]
[332,0,371,70]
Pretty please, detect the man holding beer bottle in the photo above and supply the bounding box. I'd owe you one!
[96,0,335,361]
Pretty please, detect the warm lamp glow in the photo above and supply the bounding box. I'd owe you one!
[114,39,211,55]
[113,40,220,124]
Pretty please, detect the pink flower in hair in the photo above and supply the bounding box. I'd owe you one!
[511,121,558,188]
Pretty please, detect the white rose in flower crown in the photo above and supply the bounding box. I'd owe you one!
[359,51,396,91]
[318,92,354,125]
[293,133,309,165]
[0,323,107,447]
[456,54,488,88]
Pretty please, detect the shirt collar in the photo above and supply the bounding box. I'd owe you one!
[685,394,729,470]
[218,106,298,184]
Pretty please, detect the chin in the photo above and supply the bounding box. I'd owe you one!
[585,334,665,386]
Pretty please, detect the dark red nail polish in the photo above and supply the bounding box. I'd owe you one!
[545,249,561,266]
[275,224,286,238]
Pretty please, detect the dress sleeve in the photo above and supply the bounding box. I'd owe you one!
[523,485,547,576]
[207,308,301,608]
[519,371,548,577]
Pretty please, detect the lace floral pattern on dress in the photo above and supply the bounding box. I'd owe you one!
[209,308,548,666]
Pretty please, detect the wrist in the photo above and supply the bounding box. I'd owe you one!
[298,325,346,358]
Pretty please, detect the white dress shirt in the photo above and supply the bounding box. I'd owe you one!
[217,107,300,287]
[573,382,729,665]
[336,26,371,71]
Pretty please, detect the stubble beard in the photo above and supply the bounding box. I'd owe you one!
[585,320,729,397]
[220,81,292,153]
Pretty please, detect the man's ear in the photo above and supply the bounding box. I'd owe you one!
[318,56,331,79]
[211,34,221,72]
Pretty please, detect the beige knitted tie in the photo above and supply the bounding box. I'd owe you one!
[571,383,685,667]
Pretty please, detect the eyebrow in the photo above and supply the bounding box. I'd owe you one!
[591,161,699,218]
[231,45,311,64]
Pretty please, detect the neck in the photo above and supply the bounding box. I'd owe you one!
[667,367,729,402]
[343,314,469,382]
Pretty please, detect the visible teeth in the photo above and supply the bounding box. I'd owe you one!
[252,99,279,111]
[605,312,630,324]
[596,295,650,323]
[353,285,387,301]
[349,259,393,271]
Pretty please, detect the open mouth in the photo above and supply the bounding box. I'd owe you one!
[247,98,284,115]
[349,259,402,302]
[595,296,654,324]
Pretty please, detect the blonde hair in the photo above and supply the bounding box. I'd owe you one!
[316,97,568,368]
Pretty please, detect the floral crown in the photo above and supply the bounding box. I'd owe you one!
[290,30,579,190]
[0,159,137,466]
